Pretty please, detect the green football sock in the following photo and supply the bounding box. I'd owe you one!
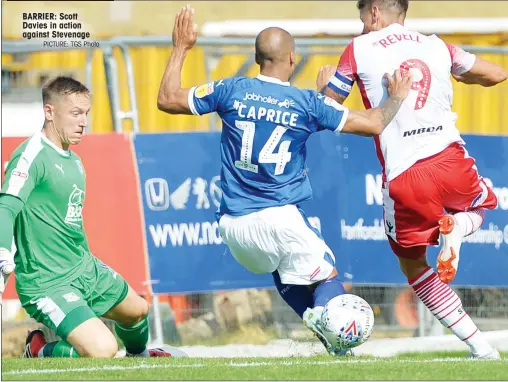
[114,316,150,355]
[40,341,80,358]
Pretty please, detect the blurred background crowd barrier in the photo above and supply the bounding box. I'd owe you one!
[1,1,507,357]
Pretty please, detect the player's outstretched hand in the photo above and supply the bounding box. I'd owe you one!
[172,4,198,51]
[384,69,412,100]
[316,65,336,93]
[0,248,15,294]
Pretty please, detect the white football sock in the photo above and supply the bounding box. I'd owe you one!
[453,209,485,238]
[410,266,494,356]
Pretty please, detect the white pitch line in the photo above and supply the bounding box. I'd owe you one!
[4,357,506,376]
[3,363,205,376]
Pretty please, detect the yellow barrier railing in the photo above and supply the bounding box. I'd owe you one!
[3,35,508,135]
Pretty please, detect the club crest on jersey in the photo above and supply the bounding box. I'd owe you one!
[195,82,214,98]
[65,184,85,227]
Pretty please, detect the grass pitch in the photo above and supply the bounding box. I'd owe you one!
[2,351,507,380]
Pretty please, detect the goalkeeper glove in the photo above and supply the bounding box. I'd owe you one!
[0,248,15,293]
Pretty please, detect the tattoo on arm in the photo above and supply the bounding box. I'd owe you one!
[379,96,405,127]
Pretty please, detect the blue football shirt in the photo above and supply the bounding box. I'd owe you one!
[189,74,349,217]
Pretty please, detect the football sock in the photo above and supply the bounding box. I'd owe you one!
[272,270,314,318]
[39,341,80,358]
[453,209,485,237]
[313,274,346,308]
[115,316,150,356]
[410,266,494,356]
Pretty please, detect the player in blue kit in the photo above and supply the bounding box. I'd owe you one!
[157,5,411,356]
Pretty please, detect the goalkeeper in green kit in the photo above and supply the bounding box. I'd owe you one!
[0,76,186,358]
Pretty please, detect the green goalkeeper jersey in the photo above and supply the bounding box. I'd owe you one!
[1,132,91,293]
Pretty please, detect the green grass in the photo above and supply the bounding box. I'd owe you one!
[2,352,507,380]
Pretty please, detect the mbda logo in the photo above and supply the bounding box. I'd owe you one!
[403,126,443,137]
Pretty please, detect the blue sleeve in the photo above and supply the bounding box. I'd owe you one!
[310,92,350,133]
[188,78,237,116]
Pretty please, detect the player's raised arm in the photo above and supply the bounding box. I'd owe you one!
[446,43,507,87]
[157,5,199,115]
[340,70,412,136]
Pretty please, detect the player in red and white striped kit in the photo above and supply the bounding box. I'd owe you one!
[318,0,507,359]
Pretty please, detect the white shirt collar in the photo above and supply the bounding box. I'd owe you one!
[384,23,405,31]
[256,74,290,87]
[38,130,71,157]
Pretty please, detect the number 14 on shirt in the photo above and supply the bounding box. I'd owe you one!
[234,121,292,176]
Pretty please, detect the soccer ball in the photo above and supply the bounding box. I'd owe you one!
[321,294,375,350]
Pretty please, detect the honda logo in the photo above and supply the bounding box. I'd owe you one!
[145,178,170,211]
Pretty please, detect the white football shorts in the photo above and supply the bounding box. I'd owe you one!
[218,204,335,285]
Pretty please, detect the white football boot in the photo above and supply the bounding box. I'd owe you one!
[467,349,501,360]
[302,307,353,357]
[437,214,462,284]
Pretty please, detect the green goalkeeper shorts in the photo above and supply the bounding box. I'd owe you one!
[18,255,128,340]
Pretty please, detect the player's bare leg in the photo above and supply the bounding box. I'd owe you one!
[396,249,500,360]
[103,285,187,358]
[67,317,119,357]
[23,318,117,358]
[437,209,485,284]
[102,285,150,326]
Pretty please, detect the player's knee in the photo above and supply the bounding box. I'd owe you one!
[122,298,150,327]
[132,298,150,323]
[80,336,118,358]
[67,317,119,358]
[138,299,150,321]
